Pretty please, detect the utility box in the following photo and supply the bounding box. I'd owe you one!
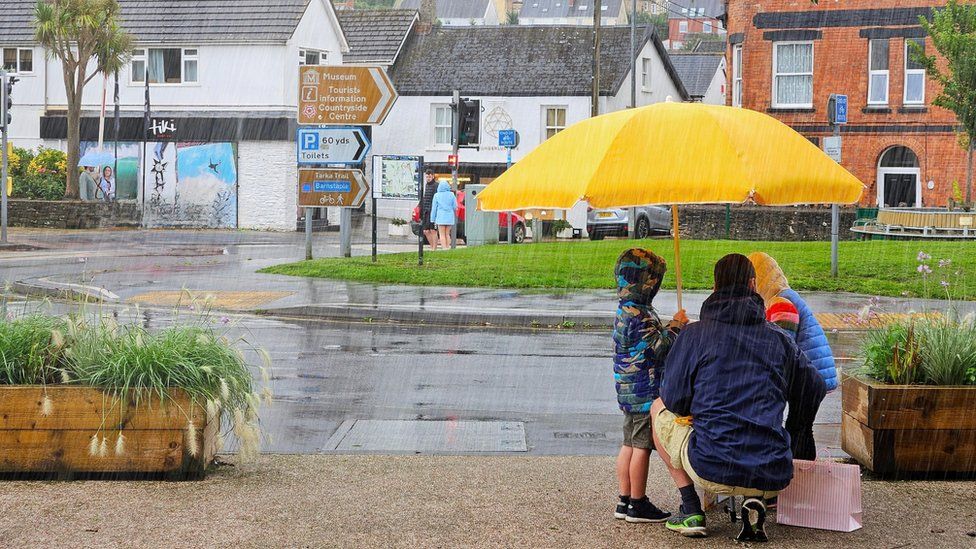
[464,184,498,246]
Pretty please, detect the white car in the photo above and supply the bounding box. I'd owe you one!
[586,206,672,240]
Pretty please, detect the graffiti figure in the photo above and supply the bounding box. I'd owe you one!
[208,158,221,175]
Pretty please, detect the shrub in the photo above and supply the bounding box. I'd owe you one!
[26,147,68,178]
[390,217,408,226]
[11,147,34,178]
[12,173,67,200]
[861,322,922,385]
[917,317,976,385]
[861,318,976,386]
[0,315,67,385]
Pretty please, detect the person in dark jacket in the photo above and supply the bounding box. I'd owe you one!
[419,170,439,249]
[611,248,687,524]
[651,254,827,541]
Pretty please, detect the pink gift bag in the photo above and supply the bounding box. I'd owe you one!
[776,459,863,532]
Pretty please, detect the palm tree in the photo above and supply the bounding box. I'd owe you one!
[35,0,132,199]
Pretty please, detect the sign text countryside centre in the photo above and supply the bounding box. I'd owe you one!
[299,66,398,126]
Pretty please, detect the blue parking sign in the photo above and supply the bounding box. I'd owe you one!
[835,94,848,125]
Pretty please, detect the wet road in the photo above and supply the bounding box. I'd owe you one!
[7,300,853,456]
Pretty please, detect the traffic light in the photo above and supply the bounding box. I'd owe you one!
[1,76,17,130]
[457,98,480,147]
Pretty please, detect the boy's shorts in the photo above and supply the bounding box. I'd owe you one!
[622,412,652,450]
[652,406,779,499]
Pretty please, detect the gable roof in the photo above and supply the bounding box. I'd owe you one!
[520,0,624,20]
[338,9,417,64]
[667,0,724,20]
[669,53,722,98]
[397,0,493,20]
[693,39,726,53]
[1,0,343,45]
[390,25,688,99]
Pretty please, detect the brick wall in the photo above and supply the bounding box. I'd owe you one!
[678,205,857,241]
[726,0,970,207]
[7,200,141,229]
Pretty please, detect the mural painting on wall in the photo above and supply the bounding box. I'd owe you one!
[142,142,238,228]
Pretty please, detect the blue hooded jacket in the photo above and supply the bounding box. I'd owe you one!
[430,182,457,226]
[661,286,827,491]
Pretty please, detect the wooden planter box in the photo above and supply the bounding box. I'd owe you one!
[0,386,217,479]
[841,374,976,476]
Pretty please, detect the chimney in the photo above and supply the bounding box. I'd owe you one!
[417,0,437,34]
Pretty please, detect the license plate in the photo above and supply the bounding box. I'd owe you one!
[598,212,614,218]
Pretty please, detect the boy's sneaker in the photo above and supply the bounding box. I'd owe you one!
[665,508,707,537]
[736,498,769,543]
[614,496,629,520]
[625,497,671,523]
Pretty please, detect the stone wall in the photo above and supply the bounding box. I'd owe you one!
[677,205,858,241]
[7,200,141,229]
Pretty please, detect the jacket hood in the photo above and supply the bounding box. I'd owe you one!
[615,248,666,305]
[748,252,790,305]
[437,181,452,193]
[700,286,767,325]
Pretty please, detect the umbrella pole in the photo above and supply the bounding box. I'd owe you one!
[671,205,683,312]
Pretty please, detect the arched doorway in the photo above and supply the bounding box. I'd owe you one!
[877,146,921,208]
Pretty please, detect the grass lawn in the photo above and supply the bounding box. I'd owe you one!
[260,239,976,299]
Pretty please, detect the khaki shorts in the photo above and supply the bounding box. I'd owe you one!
[622,412,652,450]
[653,407,779,499]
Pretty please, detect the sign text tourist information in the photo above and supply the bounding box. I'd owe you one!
[299,66,397,126]
[298,168,370,208]
[297,126,370,165]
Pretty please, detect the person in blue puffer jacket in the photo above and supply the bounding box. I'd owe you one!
[748,252,835,461]
[429,181,458,249]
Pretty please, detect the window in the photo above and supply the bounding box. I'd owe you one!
[867,39,889,105]
[703,21,712,33]
[299,49,328,66]
[679,21,688,34]
[2,48,33,73]
[432,105,452,147]
[732,45,743,107]
[543,106,567,140]
[131,48,198,84]
[772,41,814,108]
[641,58,651,89]
[904,38,925,105]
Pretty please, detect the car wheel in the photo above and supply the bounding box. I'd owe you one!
[636,216,651,239]
[588,231,605,241]
[513,223,526,244]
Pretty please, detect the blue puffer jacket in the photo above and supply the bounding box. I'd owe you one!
[430,182,457,226]
[781,289,837,391]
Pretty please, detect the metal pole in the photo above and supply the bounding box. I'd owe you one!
[340,207,352,258]
[831,123,840,278]
[592,0,602,118]
[418,161,425,266]
[630,0,637,109]
[451,90,460,249]
[1,71,8,244]
[507,146,513,244]
[304,207,313,260]
[371,196,377,262]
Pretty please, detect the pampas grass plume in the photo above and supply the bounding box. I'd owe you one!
[40,396,54,417]
[115,433,126,455]
[220,378,231,401]
[186,420,199,457]
[88,434,99,456]
[99,436,109,457]
[261,387,274,406]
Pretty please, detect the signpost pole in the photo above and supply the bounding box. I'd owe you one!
[831,116,841,278]
[418,160,425,266]
[340,208,352,258]
[305,208,313,260]
[371,196,377,263]
[506,146,513,244]
[451,90,460,250]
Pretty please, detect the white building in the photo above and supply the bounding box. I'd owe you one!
[363,24,689,229]
[669,53,726,104]
[1,0,348,230]
[519,0,628,26]
[396,0,502,26]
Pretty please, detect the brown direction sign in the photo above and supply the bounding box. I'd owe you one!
[298,168,370,208]
[298,66,397,126]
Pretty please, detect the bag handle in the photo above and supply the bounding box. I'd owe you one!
[795,447,836,472]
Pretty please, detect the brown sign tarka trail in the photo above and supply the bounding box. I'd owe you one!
[298,168,370,208]
[298,66,397,126]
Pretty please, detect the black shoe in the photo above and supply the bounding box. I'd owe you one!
[626,497,672,523]
[736,498,769,543]
[614,496,629,520]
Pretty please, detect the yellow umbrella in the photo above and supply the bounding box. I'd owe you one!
[477,102,865,308]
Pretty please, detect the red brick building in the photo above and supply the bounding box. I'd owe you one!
[725,1,968,207]
[668,0,726,49]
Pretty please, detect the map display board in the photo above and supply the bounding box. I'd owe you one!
[372,155,422,200]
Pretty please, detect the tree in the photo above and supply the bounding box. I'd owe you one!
[34,0,132,199]
[679,32,724,51]
[912,0,976,207]
[506,9,519,25]
[635,11,668,39]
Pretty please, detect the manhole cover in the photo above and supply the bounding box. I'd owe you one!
[553,431,607,439]
[326,420,527,453]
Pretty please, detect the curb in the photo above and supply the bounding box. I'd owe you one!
[255,305,615,330]
[11,278,120,303]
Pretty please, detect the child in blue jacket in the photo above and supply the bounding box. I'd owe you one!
[612,248,687,524]
[430,181,458,248]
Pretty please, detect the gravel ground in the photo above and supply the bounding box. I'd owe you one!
[1,455,974,548]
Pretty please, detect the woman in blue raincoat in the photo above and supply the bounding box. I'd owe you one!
[430,181,458,249]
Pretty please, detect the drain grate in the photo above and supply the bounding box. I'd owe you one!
[325,420,527,453]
